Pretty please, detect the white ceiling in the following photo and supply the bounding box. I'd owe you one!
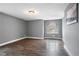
[0,3,68,21]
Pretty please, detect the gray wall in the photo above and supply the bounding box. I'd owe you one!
[0,12,27,44]
[27,20,44,38]
[0,12,45,44]
[44,19,62,39]
[63,3,79,56]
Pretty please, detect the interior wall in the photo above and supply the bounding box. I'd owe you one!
[27,20,44,38]
[44,19,62,39]
[63,3,79,56]
[0,12,28,44]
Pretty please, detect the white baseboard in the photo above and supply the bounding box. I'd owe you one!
[26,37,44,39]
[44,37,62,39]
[64,45,72,56]
[0,37,27,47]
[0,36,44,47]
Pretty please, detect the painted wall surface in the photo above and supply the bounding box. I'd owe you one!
[44,19,62,39]
[27,20,44,38]
[0,13,27,44]
[63,3,79,56]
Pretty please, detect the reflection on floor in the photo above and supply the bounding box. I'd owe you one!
[0,38,69,56]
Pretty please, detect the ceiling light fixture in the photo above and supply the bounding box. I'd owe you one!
[24,8,39,16]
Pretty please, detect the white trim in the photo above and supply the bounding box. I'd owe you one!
[44,37,62,39]
[0,36,44,47]
[0,37,27,47]
[64,45,72,56]
[26,37,44,39]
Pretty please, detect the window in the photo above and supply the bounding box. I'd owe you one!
[46,23,58,34]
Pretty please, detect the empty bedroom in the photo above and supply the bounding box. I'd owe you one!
[0,3,78,56]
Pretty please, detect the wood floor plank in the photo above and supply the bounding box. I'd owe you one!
[0,38,69,56]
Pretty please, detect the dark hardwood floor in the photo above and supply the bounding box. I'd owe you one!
[0,38,69,56]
